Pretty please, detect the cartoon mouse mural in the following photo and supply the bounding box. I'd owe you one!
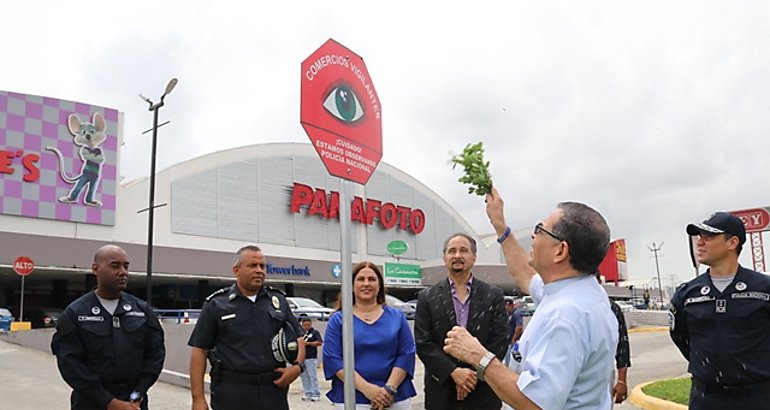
[45,112,107,207]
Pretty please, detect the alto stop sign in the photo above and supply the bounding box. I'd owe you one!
[13,256,34,276]
[301,39,382,185]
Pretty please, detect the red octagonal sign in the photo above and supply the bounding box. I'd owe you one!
[14,256,34,276]
[301,39,382,185]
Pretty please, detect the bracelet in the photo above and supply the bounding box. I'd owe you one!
[497,226,511,244]
[384,383,397,396]
[617,380,626,386]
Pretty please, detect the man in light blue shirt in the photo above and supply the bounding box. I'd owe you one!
[444,187,618,410]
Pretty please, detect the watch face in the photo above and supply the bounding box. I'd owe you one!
[129,392,141,402]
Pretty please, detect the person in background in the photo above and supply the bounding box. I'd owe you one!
[51,244,165,410]
[299,318,323,402]
[323,261,417,410]
[188,245,305,410]
[503,299,524,367]
[594,271,631,404]
[414,233,509,410]
[670,212,770,409]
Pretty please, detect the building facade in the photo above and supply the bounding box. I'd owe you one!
[1,90,517,314]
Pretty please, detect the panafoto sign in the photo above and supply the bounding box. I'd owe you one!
[384,262,422,285]
[0,91,119,225]
[290,182,426,234]
[300,39,382,185]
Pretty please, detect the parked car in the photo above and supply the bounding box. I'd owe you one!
[615,301,635,312]
[385,294,416,320]
[26,308,63,329]
[287,297,334,321]
[510,296,536,316]
[0,308,13,332]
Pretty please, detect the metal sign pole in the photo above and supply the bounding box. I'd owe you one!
[339,179,355,410]
[19,275,25,321]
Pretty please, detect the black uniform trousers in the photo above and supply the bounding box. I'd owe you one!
[211,382,288,410]
[690,378,770,410]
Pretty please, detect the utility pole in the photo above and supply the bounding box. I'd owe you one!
[648,242,665,303]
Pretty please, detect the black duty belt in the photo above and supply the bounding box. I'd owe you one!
[103,382,133,391]
[692,378,770,397]
[219,370,277,385]
[102,382,135,398]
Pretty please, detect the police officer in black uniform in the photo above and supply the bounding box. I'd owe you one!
[188,245,305,410]
[52,244,165,410]
[670,212,770,409]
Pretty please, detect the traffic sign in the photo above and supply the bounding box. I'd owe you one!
[13,256,34,276]
[301,39,383,185]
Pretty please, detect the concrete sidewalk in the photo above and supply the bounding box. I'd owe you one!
[1,327,686,409]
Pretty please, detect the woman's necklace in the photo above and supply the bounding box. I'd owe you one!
[355,304,379,322]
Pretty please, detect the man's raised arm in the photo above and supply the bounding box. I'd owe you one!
[485,187,536,295]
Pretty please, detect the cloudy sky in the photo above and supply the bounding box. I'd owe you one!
[4,1,769,285]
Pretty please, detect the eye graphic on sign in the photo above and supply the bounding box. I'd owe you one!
[322,85,364,123]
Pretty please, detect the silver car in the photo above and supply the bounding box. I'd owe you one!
[287,297,334,321]
[385,294,416,320]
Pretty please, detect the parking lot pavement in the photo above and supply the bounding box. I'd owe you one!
[0,338,192,410]
[0,337,417,410]
[1,328,684,410]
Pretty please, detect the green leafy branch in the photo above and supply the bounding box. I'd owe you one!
[449,142,493,196]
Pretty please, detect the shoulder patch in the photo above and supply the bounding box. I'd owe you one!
[205,287,230,302]
[266,285,287,296]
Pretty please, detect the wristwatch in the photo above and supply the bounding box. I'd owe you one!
[129,391,142,403]
[476,351,496,382]
[295,362,306,373]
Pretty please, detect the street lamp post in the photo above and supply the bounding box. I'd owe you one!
[139,78,178,306]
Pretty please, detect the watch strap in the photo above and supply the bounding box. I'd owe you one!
[476,351,496,382]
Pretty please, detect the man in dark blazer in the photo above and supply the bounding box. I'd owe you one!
[415,233,509,410]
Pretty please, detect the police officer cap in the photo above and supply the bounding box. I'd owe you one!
[271,322,299,365]
[686,211,746,245]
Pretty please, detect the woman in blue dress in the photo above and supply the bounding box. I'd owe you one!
[323,261,417,410]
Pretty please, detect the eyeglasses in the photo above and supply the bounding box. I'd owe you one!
[534,222,564,242]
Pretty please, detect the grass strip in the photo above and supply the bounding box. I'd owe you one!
[641,377,690,405]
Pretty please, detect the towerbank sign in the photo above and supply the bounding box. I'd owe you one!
[290,182,426,235]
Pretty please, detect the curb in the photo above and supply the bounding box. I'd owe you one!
[628,326,668,334]
[628,380,688,410]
